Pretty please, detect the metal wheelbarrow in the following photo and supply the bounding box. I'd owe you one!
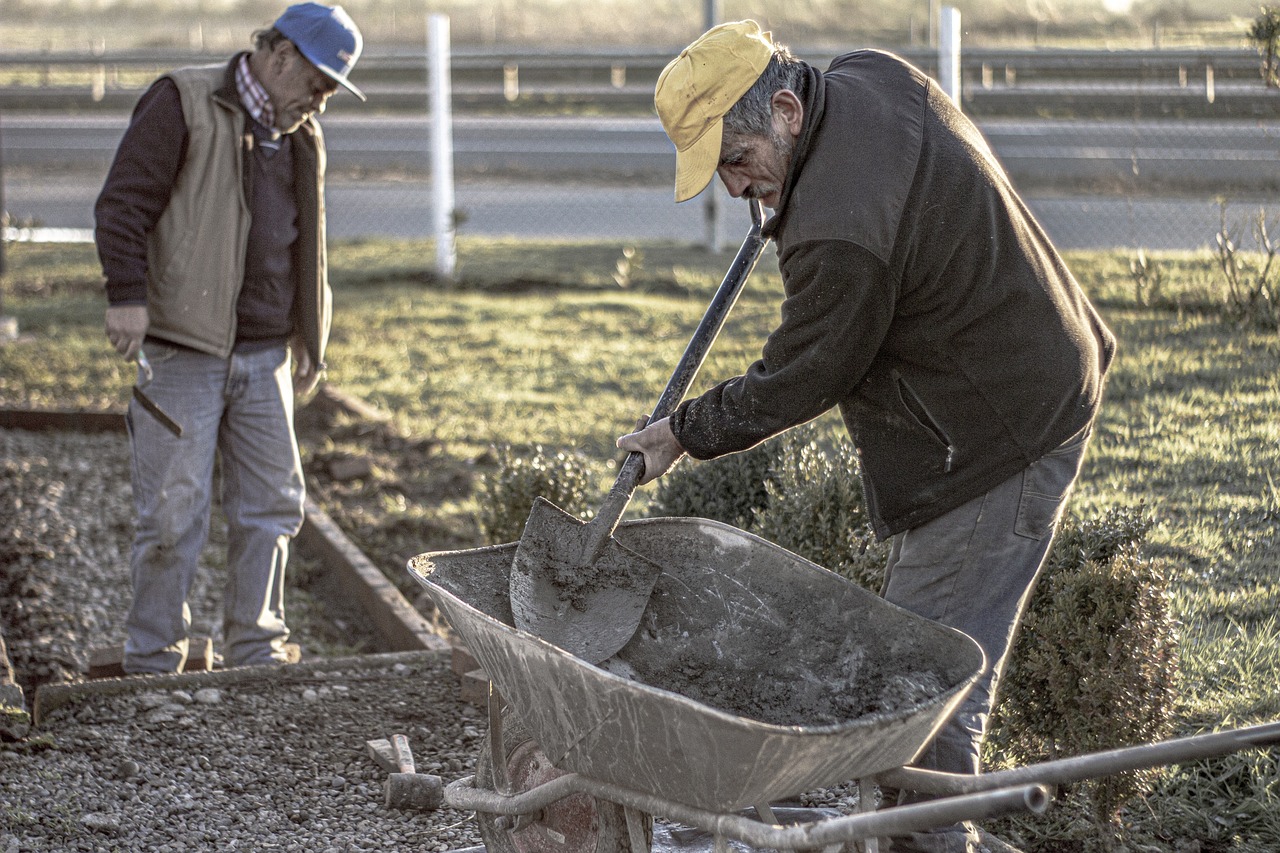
[408,515,1280,853]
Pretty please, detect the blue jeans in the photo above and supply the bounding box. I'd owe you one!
[880,426,1092,853]
[123,342,305,673]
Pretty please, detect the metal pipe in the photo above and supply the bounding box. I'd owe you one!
[938,6,961,108]
[877,721,1280,797]
[444,772,1048,848]
[444,774,584,816]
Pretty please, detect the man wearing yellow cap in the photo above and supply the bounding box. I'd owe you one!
[618,21,1117,853]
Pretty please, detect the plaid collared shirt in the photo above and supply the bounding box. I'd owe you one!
[236,54,277,136]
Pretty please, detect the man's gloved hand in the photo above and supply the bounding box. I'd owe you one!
[617,415,687,485]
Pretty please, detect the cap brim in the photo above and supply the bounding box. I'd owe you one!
[316,63,366,102]
[291,40,366,101]
[673,119,722,203]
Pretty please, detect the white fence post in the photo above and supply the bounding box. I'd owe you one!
[0,112,15,343]
[428,13,456,280]
[703,0,723,251]
[939,6,962,109]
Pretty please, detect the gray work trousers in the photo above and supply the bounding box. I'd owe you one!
[123,342,305,673]
[880,426,1092,853]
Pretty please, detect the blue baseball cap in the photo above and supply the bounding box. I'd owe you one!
[273,3,365,101]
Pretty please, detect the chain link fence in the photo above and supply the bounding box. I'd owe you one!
[316,118,1280,253]
[317,66,1280,253]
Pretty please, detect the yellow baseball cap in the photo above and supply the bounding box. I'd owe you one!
[654,21,775,202]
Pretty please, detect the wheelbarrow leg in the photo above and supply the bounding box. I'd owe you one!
[858,779,881,853]
[625,807,650,853]
[755,802,778,825]
[475,699,655,853]
[487,683,512,794]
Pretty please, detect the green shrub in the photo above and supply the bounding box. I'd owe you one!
[647,438,776,529]
[646,424,887,591]
[477,444,596,544]
[986,504,1179,834]
[1214,202,1280,331]
[751,432,886,592]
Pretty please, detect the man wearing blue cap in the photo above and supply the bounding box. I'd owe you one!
[94,4,364,673]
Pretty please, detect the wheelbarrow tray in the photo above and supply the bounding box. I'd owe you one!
[409,517,986,814]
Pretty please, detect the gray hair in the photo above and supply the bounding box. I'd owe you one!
[723,47,807,139]
[252,27,290,52]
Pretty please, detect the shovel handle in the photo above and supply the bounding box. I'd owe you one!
[591,200,769,544]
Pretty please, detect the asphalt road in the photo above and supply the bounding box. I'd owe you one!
[3,113,1278,250]
[6,113,1280,185]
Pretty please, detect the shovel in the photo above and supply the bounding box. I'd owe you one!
[509,199,769,663]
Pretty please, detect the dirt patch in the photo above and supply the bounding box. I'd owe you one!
[294,387,488,618]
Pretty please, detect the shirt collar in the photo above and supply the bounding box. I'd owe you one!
[236,54,277,137]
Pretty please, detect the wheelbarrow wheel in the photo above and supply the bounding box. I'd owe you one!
[476,711,653,853]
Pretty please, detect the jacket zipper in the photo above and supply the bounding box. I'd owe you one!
[893,371,956,473]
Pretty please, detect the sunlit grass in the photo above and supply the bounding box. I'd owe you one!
[322,282,781,460]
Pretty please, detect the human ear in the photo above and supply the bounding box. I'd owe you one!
[771,89,805,138]
[271,39,295,75]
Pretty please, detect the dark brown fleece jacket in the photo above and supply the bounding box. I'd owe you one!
[670,50,1116,538]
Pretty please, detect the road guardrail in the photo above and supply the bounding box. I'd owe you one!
[0,46,1273,119]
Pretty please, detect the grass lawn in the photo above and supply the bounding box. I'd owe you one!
[2,237,1278,850]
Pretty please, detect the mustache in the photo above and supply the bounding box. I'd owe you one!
[743,184,779,201]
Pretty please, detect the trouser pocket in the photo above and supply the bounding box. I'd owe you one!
[1015,425,1091,540]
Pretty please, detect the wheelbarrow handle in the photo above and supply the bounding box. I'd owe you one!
[596,199,769,532]
[877,720,1280,798]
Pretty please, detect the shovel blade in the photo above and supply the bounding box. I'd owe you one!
[510,497,661,663]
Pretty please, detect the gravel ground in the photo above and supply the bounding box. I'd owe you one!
[2,427,147,690]
[2,654,488,853]
[0,426,487,852]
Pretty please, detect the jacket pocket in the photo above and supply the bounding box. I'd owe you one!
[894,371,955,472]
